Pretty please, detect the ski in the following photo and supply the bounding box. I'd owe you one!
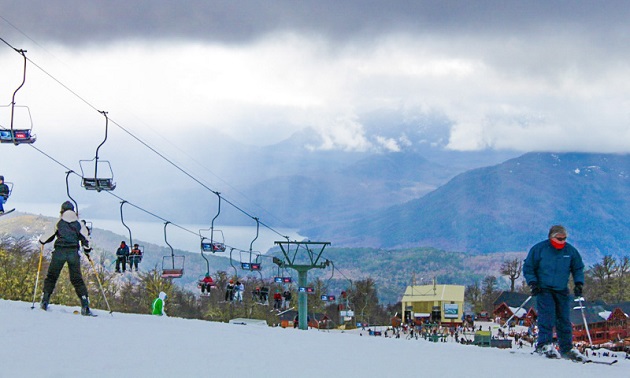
[0,208,15,217]
[275,307,295,315]
[584,359,617,365]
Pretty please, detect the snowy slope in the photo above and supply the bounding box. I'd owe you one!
[0,299,625,378]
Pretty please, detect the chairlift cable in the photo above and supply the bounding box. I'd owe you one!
[2,37,292,243]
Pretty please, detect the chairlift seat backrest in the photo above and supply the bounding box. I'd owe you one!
[79,159,116,191]
[161,255,185,279]
[0,129,36,144]
[82,178,116,191]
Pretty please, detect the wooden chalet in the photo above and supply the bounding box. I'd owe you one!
[571,300,630,346]
[492,293,630,347]
[492,291,537,326]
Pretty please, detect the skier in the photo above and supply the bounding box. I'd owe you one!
[234,281,244,302]
[115,241,129,273]
[128,243,142,272]
[523,224,586,361]
[260,286,269,304]
[199,274,214,294]
[282,289,292,310]
[0,175,9,214]
[273,290,282,310]
[152,291,167,316]
[38,201,94,316]
[225,280,235,302]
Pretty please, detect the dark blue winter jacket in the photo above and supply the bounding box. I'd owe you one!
[523,240,584,291]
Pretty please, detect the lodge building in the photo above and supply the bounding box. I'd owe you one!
[492,291,630,347]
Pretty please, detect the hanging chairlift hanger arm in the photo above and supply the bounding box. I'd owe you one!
[9,48,27,145]
[210,192,221,244]
[120,200,133,247]
[93,110,108,190]
[65,170,79,215]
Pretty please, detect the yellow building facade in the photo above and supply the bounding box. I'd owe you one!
[401,284,465,325]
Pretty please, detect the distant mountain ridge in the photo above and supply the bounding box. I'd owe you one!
[314,152,629,262]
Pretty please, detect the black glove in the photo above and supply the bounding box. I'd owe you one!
[83,246,92,255]
[529,282,541,296]
[574,283,583,297]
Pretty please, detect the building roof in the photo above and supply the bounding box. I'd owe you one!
[570,301,609,325]
[493,291,537,308]
[609,301,630,316]
[401,284,465,302]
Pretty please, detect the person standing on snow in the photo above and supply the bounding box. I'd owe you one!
[115,241,130,273]
[0,175,10,214]
[152,291,168,316]
[523,224,586,361]
[39,201,94,316]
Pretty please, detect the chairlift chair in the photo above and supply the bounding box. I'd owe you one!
[0,49,37,145]
[199,229,226,253]
[4,182,14,197]
[161,255,185,278]
[79,110,116,191]
[161,222,184,279]
[79,158,116,191]
[0,106,36,144]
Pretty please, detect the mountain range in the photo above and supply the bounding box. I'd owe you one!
[316,152,629,262]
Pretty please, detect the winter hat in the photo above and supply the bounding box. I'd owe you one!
[548,225,568,238]
[0,175,4,181]
[60,201,75,213]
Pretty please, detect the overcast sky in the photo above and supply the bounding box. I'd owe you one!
[2,0,629,155]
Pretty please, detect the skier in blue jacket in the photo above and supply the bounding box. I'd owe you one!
[523,225,586,361]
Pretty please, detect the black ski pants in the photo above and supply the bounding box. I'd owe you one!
[116,256,127,272]
[43,248,88,298]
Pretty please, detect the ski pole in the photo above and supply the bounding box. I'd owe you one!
[501,295,532,328]
[85,253,113,316]
[576,296,593,346]
[30,243,44,309]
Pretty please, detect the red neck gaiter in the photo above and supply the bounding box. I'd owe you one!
[550,239,566,250]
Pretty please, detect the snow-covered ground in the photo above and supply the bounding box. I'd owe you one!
[1,299,625,378]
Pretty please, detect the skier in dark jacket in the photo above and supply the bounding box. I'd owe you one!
[39,201,94,316]
[225,280,235,302]
[115,241,130,273]
[523,224,586,361]
[0,175,9,214]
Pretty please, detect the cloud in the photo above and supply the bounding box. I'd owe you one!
[2,2,630,153]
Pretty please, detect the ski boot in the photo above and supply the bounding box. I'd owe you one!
[539,343,561,359]
[561,348,588,362]
[80,295,94,316]
[40,292,51,311]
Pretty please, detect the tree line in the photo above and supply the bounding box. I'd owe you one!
[0,236,393,326]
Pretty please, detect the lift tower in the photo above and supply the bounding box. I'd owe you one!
[274,241,331,330]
